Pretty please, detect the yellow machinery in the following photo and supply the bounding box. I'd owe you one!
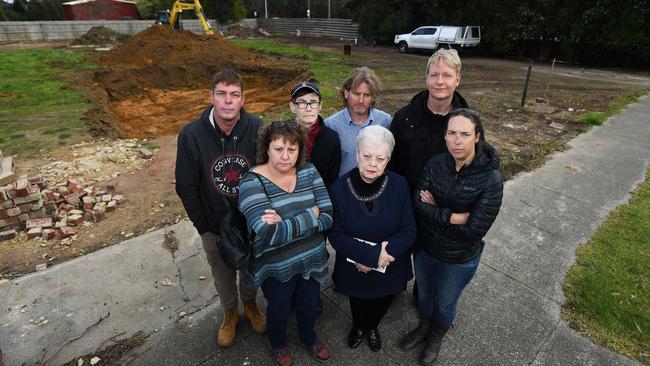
[155,0,214,35]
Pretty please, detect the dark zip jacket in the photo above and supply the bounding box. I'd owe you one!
[389,90,468,192]
[175,106,263,235]
[309,116,341,189]
[414,143,503,263]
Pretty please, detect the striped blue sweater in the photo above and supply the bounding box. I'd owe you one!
[238,163,332,287]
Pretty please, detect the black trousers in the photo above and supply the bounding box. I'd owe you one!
[349,295,395,330]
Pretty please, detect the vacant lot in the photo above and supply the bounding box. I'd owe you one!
[1,32,649,278]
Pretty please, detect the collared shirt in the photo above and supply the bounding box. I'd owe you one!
[324,107,392,177]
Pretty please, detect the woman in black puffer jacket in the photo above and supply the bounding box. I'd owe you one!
[399,108,503,366]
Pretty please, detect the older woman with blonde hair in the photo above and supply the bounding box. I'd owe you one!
[328,125,416,352]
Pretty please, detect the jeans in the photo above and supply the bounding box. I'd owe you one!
[414,249,482,327]
[261,274,320,349]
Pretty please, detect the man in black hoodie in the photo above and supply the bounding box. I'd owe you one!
[175,69,266,347]
[389,48,469,191]
[388,49,469,307]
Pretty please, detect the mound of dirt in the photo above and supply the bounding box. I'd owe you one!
[222,25,270,38]
[88,26,309,138]
[71,26,129,46]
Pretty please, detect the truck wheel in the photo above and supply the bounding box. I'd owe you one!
[398,42,409,54]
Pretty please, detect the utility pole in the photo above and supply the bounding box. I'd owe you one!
[328,0,331,18]
[264,0,267,18]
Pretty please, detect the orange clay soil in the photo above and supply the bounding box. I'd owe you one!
[87,26,309,138]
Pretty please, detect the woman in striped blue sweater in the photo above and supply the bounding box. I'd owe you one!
[238,121,333,366]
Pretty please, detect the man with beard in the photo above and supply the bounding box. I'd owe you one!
[325,67,392,177]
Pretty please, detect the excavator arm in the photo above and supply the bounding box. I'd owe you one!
[166,0,214,35]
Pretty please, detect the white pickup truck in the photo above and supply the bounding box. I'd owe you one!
[394,26,481,53]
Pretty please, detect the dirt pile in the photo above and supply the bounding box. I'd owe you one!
[88,26,309,138]
[71,26,129,46]
[222,25,270,38]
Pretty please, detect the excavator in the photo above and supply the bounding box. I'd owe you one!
[155,0,214,35]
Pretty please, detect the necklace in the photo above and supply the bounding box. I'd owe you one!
[346,175,389,217]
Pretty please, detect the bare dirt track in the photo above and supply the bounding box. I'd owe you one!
[1,33,649,279]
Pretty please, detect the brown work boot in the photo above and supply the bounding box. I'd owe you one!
[217,307,239,347]
[243,299,267,333]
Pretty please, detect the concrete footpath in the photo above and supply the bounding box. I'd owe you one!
[2,97,649,366]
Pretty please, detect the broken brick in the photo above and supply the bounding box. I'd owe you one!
[41,189,55,203]
[67,214,83,226]
[82,196,95,204]
[112,194,124,203]
[83,211,93,221]
[6,207,21,217]
[56,226,76,239]
[92,210,103,222]
[101,194,112,202]
[15,178,30,197]
[139,148,153,159]
[0,209,6,219]
[59,203,74,212]
[67,179,84,193]
[19,203,31,213]
[63,192,83,205]
[27,227,42,239]
[0,200,14,209]
[26,217,53,229]
[14,192,41,205]
[17,213,29,222]
[30,200,44,211]
[0,229,17,241]
[28,210,47,219]
[0,189,7,202]
[106,200,117,212]
[41,228,56,240]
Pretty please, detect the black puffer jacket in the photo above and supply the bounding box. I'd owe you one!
[389,90,469,192]
[414,143,503,263]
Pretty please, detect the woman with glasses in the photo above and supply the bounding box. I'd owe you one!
[400,108,503,366]
[289,82,341,188]
[238,121,333,366]
[328,125,416,352]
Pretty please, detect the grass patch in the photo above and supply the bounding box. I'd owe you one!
[578,88,650,125]
[562,166,650,364]
[579,111,607,125]
[0,48,94,157]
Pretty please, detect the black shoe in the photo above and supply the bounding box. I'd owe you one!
[367,328,382,352]
[418,324,449,366]
[347,326,364,349]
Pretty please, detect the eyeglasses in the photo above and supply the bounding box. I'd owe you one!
[359,152,388,165]
[293,101,321,109]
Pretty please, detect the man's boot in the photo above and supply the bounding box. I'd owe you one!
[417,322,449,366]
[217,307,239,347]
[243,299,267,333]
[399,314,432,351]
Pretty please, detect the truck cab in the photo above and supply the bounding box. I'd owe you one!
[394,25,481,54]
